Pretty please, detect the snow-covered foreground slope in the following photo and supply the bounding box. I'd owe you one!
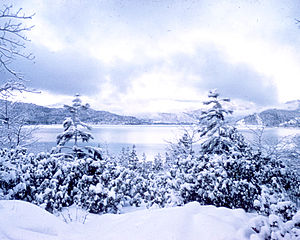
[0,200,256,240]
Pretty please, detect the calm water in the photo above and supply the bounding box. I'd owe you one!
[30,125,300,160]
[31,125,182,160]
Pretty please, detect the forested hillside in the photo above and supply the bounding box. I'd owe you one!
[238,108,300,127]
[0,99,148,125]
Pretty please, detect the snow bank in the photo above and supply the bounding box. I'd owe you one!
[0,200,77,240]
[0,200,255,240]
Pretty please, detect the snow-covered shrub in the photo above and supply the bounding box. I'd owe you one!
[144,172,179,208]
[0,143,155,214]
[251,153,300,206]
[168,132,195,162]
[249,210,300,240]
[166,154,260,210]
[0,148,76,213]
[33,157,75,213]
[54,147,151,214]
[75,157,124,213]
[0,147,33,201]
[152,153,164,173]
[0,147,80,212]
[117,147,131,167]
[254,186,297,222]
[165,140,299,212]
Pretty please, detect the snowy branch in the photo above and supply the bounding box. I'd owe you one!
[0,5,35,79]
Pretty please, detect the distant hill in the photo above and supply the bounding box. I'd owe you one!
[279,117,300,128]
[278,100,300,111]
[139,103,300,127]
[137,100,259,125]
[137,112,196,124]
[0,100,149,125]
[237,100,300,127]
[1,99,300,127]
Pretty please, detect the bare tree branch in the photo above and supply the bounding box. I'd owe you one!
[0,5,34,80]
[0,97,39,148]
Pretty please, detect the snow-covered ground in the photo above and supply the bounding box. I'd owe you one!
[0,200,257,240]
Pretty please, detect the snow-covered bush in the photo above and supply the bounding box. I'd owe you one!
[253,185,297,221]
[165,146,299,212]
[249,209,300,240]
[164,154,257,210]
[168,132,195,161]
[0,147,75,212]
[0,145,154,214]
[0,147,34,201]
[75,157,124,213]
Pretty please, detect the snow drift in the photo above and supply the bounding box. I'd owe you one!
[0,200,256,240]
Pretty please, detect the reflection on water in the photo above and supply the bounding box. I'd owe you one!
[30,125,300,160]
[240,127,300,144]
[31,125,183,160]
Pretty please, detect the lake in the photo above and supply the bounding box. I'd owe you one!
[30,125,300,160]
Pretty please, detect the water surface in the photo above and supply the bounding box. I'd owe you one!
[30,125,300,160]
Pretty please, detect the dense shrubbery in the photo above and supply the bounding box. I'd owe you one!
[0,143,299,214]
[0,137,299,239]
[249,204,300,239]
[0,146,151,214]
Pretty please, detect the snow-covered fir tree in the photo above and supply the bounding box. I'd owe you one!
[168,132,195,161]
[117,147,131,167]
[56,94,93,157]
[128,145,139,170]
[197,89,251,157]
[152,153,164,172]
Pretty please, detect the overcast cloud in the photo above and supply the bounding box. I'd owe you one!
[1,0,300,114]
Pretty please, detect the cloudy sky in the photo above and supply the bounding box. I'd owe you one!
[1,0,300,115]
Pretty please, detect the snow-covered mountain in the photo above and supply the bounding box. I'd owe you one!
[2,99,299,126]
[141,99,300,127]
[137,111,196,124]
[277,100,300,111]
[138,99,261,124]
[0,100,149,125]
[237,105,300,127]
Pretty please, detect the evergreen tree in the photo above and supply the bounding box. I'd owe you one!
[198,89,250,157]
[128,145,139,170]
[152,153,163,172]
[164,152,172,169]
[57,94,93,149]
[142,152,147,162]
[168,130,196,164]
[55,94,94,159]
[117,147,131,167]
